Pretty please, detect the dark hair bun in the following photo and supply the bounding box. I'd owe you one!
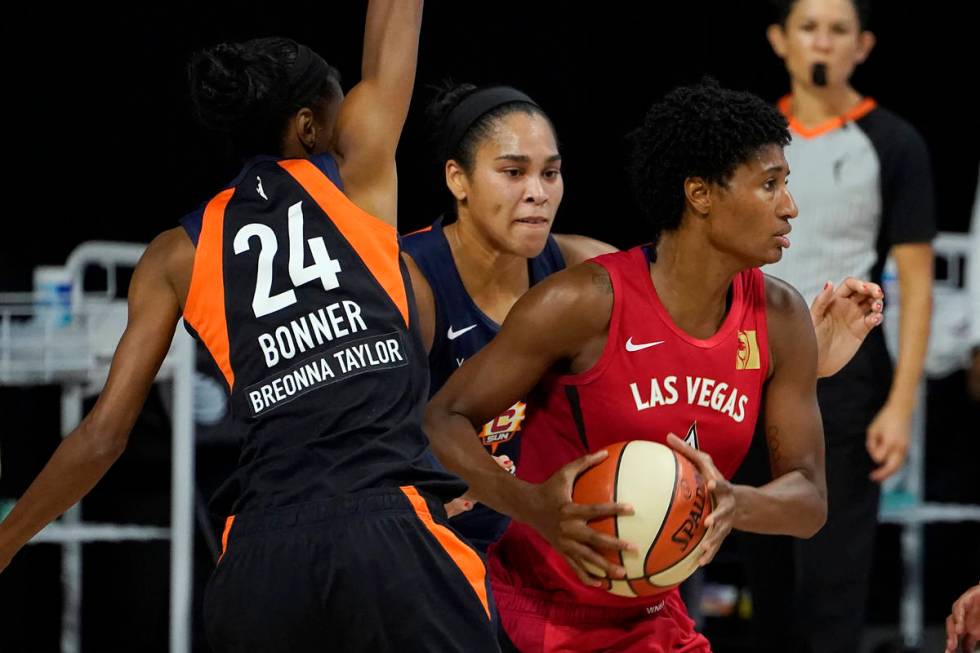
[424,80,478,144]
[188,42,280,132]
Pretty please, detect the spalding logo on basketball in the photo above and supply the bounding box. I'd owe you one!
[572,440,712,597]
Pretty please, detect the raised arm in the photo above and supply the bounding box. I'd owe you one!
[0,229,190,572]
[334,0,424,226]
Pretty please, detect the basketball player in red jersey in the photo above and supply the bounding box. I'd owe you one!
[0,3,500,651]
[410,82,883,541]
[424,79,832,651]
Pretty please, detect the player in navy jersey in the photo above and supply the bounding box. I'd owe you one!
[402,83,616,551]
[0,3,500,652]
[422,80,885,652]
[404,81,886,555]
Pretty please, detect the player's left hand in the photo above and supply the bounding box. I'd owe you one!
[444,497,474,518]
[866,402,911,483]
[809,277,883,379]
[945,583,980,653]
[666,433,734,566]
[444,455,515,517]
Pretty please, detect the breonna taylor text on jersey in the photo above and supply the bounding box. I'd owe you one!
[180,154,464,515]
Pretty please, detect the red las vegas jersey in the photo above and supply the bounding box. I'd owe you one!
[490,245,770,609]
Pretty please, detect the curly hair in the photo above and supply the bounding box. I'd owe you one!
[188,37,341,157]
[627,79,790,245]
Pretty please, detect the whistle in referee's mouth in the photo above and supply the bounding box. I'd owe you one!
[811,62,828,87]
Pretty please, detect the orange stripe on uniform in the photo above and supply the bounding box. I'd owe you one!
[778,95,878,139]
[218,514,235,562]
[403,225,433,237]
[184,188,236,390]
[399,485,491,619]
[278,159,410,327]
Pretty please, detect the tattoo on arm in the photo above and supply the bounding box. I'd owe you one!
[766,425,783,468]
[591,270,613,294]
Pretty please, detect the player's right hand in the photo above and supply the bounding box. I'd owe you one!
[945,583,980,653]
[666,433,735,567]
[524,450,636,588]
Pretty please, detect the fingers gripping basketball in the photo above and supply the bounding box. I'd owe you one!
[572,441,712,597]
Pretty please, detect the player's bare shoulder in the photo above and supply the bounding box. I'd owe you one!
[763,274,812,321]
[137,227,196,308]
[762,273,817,376]
[525,261,613,325]
[500,261,615,361]
[553,233,618,267]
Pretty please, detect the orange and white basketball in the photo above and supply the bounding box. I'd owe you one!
[572,440,712,597]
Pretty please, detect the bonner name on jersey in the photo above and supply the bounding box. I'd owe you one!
[247,298,408,417]
[257,299,367,368]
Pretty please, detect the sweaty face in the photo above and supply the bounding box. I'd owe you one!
[456,112,563,258]
[705,144,798,267]
[773,0,870,90]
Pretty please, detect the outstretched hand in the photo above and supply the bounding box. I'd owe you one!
[810,277,883,378]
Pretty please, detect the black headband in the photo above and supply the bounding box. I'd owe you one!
[440,86,539,161]
[288,42,332,105]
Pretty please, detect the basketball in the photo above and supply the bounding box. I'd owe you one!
[572,440,713,597]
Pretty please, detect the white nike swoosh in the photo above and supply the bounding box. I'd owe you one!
[625,337,665,352]
[447,324,478,340]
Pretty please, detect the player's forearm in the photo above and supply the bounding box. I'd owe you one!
[888,272,931,412]
[362,0,423,88]
[423,408,535,522]
[731,471,827,538]
[0,419,126,557]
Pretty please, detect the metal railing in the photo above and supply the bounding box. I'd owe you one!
[878,232,980,649]
[0,242,194,653]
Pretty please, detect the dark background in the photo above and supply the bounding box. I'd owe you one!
[2,0,977,286]
[1,1,978,651]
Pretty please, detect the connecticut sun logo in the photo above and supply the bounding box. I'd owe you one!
[479,401,527,453]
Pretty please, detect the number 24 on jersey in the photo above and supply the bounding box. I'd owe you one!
[234,201,342,318]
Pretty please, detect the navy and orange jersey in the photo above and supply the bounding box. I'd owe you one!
[491,245,770,609]
[179,154,466,515]
[401,216,565,548]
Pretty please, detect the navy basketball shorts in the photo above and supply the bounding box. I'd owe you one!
[203,486,500,652]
